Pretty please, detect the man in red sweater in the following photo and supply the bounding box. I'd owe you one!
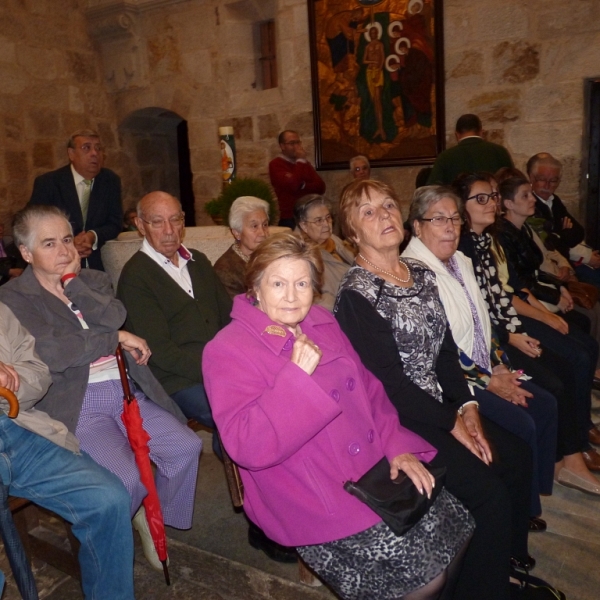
[269,130,326,228]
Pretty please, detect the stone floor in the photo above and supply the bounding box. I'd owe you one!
[4,399,600,599]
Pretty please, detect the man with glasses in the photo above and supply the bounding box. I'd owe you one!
[527,152,600,288]
[427,114,514,185]
[117,191,232,450]
[269,130,326,228]
[117,191,298,564]
[29,129,122,271]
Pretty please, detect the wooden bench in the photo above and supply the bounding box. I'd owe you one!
[9,496,81,581]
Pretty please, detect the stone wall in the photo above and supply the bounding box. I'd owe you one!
[3,0,600,228]
[0,0,122,230]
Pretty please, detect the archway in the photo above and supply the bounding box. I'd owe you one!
[119,108,196,225]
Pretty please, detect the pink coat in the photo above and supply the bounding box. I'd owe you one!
[202,295,437,547]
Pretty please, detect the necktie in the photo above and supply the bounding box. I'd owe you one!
[81,179,92,224]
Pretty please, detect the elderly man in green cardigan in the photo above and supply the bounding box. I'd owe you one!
[117,191,297,563]
[117,191,232,453]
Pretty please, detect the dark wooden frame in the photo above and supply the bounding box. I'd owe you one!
[308,0,446,170]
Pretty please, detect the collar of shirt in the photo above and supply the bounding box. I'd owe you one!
[70,164,95,201]
[279,154,307,165]
[533,191,554,211]
[140,238,195,297]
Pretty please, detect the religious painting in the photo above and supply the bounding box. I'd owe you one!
[308,0,445,169]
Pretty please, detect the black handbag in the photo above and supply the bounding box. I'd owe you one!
[344,457,446,537]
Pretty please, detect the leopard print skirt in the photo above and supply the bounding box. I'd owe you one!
[297,488,474,600]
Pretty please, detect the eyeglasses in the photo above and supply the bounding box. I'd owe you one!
[140,215,185,229]
[283,140,302,146]
[467,192,499,205]
[533,177,560,185]
[304,214,333,226]
[419,216,463,227]
[76,143,103,154]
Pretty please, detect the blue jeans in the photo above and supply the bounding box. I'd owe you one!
[171,383,222,458]
[0,415,134,600]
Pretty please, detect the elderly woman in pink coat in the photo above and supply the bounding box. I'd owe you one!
[202,232,473,600]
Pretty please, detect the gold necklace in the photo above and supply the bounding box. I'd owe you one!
[358,253,411,283]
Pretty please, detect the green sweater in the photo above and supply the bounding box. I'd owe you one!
[427,137,514,185]
[117,249,232,395]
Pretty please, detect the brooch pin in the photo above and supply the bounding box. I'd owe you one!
[263,325,287,337]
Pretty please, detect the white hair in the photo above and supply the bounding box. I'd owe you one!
[349,155,370,171]
[229,196,270,232]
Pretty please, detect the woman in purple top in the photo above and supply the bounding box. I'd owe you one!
[202,232,473,600]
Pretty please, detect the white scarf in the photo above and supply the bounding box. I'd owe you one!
[403,236,491,360]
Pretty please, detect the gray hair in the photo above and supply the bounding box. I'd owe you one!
[349,155,370,171]
[67,129,100,149]
[526,153,563,177]
[12,205,72,250]
[408,185,463,229]
[228,196,270,232]
[293,194,330,226]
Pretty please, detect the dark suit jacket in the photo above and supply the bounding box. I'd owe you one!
[532,192,585,259]
[427,137,514,185]
[117,249,232,395]
[29,164,123,270]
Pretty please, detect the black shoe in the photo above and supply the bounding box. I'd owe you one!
[528,516,547,532]
[511,554,536,574]
[510,573,566,599]
[248,523,297,563]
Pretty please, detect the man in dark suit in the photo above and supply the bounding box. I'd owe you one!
[29,129,122,270]
[427,114,514,185]
[527,152,600,289]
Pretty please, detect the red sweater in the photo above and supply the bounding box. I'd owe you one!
[268,157,326,220]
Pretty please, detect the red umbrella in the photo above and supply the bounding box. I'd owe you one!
[115,345,170,585]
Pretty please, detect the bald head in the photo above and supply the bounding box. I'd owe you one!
[137,191,181,218]
[136,191,185,262]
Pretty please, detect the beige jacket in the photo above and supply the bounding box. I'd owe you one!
[0,302,79,452]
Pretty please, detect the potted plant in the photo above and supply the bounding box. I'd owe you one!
[205,177,279,226]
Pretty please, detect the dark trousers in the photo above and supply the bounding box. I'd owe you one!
[504,343,581,458]
[403,415,532,600]
[474,382,557,515]
[520,314,598,450]
[171,383,222,458]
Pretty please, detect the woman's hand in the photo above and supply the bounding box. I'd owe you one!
[487,371,533,407]
[460,405,493,464]
[508,333,542,358]
[118,331,152,365]
[389,453,435,499]
[290,334,322,375]
[556,266,573,282]
[62,244,82,280]
[0,361,20,393]
[557,287,574,313]
[541,311,569,335]
[450,414,486,463]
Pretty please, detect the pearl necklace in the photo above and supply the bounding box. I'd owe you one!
[358,254,411,283]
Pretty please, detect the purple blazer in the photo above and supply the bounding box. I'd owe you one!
[202,295,436,547]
